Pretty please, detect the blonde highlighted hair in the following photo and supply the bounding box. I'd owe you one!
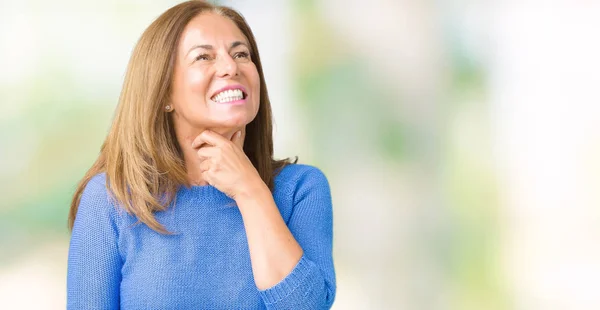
[69,0,295,233]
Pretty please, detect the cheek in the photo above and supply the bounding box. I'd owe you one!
[186,69,210,95]
[252,72,260,92]
[247,66,261,98]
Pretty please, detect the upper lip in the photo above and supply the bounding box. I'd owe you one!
[210,84,248,99]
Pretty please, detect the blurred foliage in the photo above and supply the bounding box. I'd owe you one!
[442,35,507,309]
[0,65,113,261]
[293,3,408,167]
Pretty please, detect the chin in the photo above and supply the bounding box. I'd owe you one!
[210,115,253,129]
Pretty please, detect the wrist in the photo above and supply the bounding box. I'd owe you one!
[234,178,270,202]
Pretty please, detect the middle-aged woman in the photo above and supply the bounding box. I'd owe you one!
[66,1,336,309]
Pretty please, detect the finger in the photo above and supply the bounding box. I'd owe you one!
[196,146,218,160]
[199,158,211,172]
[201,169,213,186]
[231,130,244,149]
[191,133,207,149]
[191,130,227,149]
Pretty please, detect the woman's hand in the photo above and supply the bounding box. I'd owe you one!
[191,129,263,199]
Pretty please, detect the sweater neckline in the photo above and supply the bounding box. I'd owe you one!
[177,184,232,203]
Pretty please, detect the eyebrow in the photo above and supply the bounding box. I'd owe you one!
[186,41,248,56]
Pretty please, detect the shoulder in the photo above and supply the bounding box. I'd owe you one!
[276,163,329,186]
[78,173,114,207]
[73,173,121,229]
[81,172,109,195]
[275,163,331,203]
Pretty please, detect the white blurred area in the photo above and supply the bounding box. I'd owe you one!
[1,0,600,309]
[489,3,600,310]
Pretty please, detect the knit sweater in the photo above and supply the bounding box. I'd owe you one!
[67,164,336,309]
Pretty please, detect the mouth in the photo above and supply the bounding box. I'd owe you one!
[210,85,248,104]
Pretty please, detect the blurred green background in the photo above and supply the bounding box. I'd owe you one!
[1,0,600,309]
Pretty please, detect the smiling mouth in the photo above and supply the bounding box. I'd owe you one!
[211,89,247,103]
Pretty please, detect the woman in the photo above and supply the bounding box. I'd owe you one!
[66,1,336,309]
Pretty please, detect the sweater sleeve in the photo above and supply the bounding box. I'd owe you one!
[67,174,122,309]
[258,166,337,309]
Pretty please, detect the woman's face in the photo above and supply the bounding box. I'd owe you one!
[170,12,260,131]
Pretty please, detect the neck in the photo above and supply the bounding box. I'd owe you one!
[175,124,242,186]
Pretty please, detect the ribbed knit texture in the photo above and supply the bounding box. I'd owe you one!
[67,164,336,309]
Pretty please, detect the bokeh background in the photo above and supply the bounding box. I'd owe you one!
[1,0,600,309]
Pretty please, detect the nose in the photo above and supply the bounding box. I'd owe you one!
[215,54,238,78]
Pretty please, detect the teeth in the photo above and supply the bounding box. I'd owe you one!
[212,89,244,103]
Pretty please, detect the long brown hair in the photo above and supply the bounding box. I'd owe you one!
[69,0,295,233]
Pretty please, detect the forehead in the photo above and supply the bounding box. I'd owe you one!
[179,12,248,51]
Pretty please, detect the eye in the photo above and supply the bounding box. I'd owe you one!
[195,54,212,61]
[233,51,250,59]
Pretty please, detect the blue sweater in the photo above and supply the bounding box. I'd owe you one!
[67,164,336,309]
